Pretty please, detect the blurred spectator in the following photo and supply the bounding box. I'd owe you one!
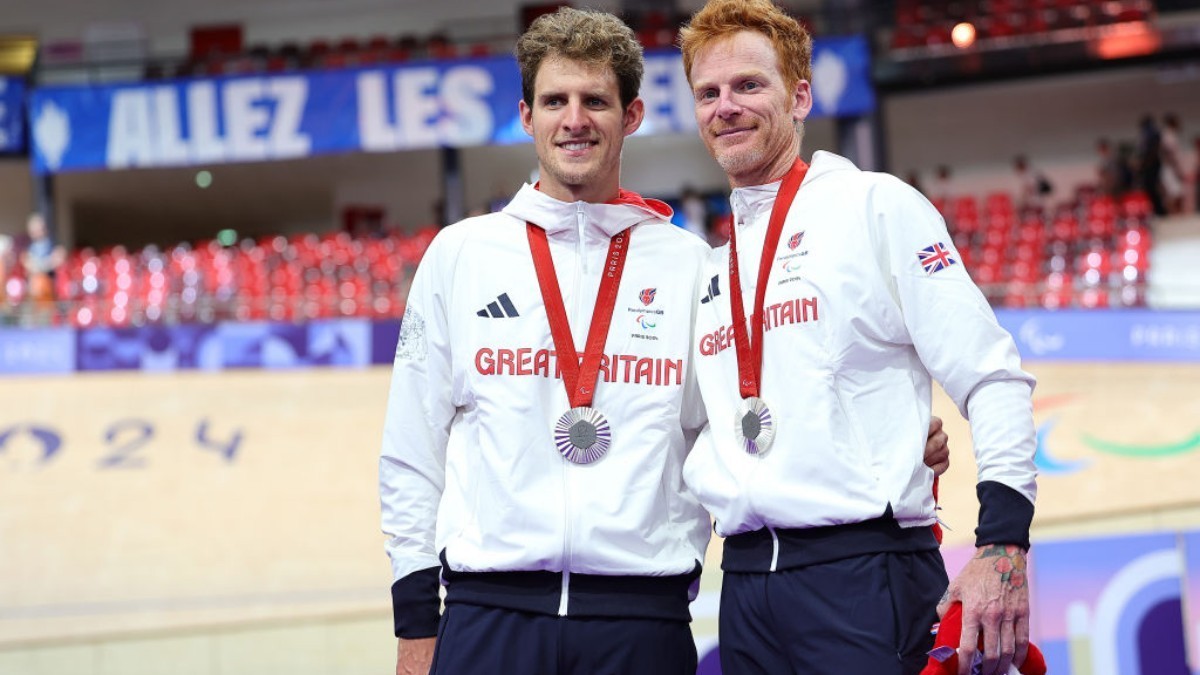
[0,232,11,277]
[1195,135,1200,214]
[905,170,924,195]
[680,186,709,240]
[1159,113,1186,215]
[1097,137,1136,197]
[20,213,66,313]
[1096,138,1117,195]
[707,212,732,248]
[0,233,12,319]
[1136,114,1166,216]
[930,164,955,202]
[1115,142,1137,195]
[430,198,447,229]
[488,186,511,214]
[1013,155,1052,210]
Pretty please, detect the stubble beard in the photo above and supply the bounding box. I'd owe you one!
[543,145,622,195]
[712,124,804,186]
[715,145,765,180]
[544,158,595,193]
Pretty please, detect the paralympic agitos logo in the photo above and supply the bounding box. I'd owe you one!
[1034,394,1200,475]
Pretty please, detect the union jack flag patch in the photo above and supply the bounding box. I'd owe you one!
[917,242,956,275]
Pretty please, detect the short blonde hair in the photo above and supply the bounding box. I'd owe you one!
[680,0,812,91]
[515,7,644,109]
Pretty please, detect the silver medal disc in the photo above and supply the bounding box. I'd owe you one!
[735,396,775,456]
[554,407,612,464]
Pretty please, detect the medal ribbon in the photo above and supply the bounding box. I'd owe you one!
[527,223,632,408]
[727,157,809,399]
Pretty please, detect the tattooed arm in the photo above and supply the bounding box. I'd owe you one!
[938,544,1030,675]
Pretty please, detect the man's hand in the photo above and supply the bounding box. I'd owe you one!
[938,544,1030,675]
[396,637,436,675]
[925,416,950,476]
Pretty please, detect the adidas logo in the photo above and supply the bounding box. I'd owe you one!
[477,293,520,318]
[700,275,721,304]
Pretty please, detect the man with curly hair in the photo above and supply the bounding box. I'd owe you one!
[379,8,712,674]
[679,1,1038,674]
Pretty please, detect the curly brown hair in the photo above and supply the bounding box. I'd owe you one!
[515,7,644,109]
[680,0,812,91]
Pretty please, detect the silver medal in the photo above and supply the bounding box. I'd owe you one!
[554,406,612,464]
[735,397,775,456]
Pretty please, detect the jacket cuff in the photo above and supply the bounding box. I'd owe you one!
[391,566,441,638]
[974,481,1034,550]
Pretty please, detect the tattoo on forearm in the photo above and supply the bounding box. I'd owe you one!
[976,544,1027,589]
[939,587,951,605]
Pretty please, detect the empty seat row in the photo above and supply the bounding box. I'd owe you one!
[1,228,438,328]
[938,189,1153,309]
[892,0,1155,50]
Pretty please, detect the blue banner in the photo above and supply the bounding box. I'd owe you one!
[0,76,26,154]
[0,309,1197,375]
[0,327,74,374]
[808,36,875,119]
[995,309,1200,362]
[73,319,372,372]
[29,37,876,175]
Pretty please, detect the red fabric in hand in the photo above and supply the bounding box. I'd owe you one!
[920,602,1047,675]
[931,476,943,544]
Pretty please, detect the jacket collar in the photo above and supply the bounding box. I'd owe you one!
[502,183,674,238]
[729,150,858,225]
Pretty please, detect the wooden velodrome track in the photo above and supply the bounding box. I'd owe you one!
[2,362,1198,644]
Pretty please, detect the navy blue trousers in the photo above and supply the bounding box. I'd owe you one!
[430,604,698,675]
[718,550,948,675]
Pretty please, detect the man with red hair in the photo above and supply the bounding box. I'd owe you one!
[679,1,1038,674]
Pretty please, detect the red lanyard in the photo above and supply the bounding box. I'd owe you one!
[727,157,809,399]
[526,223,632,408]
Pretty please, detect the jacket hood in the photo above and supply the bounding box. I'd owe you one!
[502,183,674,237]
[803,150,859,183]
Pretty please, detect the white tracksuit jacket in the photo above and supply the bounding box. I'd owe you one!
[685,152,1037,554]
[379,184,712,636]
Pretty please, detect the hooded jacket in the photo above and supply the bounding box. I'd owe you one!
[685,151,1037,569]
[380,184,712,636]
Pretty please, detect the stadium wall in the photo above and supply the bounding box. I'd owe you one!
[886,64,1200,197]
[0,162,35,239]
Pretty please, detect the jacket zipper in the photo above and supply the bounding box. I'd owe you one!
[733,204,751,320]
[768,525,780,572]
[559,203,588,616]
[576,204,587,275]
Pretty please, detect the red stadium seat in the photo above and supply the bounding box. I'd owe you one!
[1084,216,1114,240]
[1040,286,1073,309]
[1015,242,1040,263]
[309,40,331,58]
[1077,245,1112,274]
[983,227,1008,249]
[1079,287,1109,309]
[1003,282,1034,308]
[1049,215,1078,243]
[427,35,456,60]
[985,192,1015,217]
[1120,191,1153,220]
[1016,221,1044,247]
[952,195,978,219]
